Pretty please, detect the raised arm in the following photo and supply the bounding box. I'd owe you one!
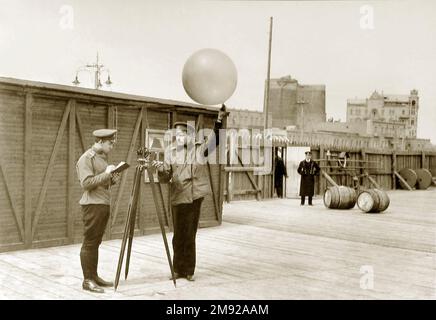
[203,104,227,157]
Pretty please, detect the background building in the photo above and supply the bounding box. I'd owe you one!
[266,75,326,130]
[227,85,432,152]
[347,89,419,138]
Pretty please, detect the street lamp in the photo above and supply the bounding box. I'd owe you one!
[72,52,113,89]
[72,74,80,86]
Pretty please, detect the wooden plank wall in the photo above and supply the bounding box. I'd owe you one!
[429,156,436,176]
[312,147,436,193]
[224,144,436,201]
[0,89,25,248]
[0,86,223,253]
[224,145,274,201]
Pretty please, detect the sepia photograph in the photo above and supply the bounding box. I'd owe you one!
[0,0,435,307]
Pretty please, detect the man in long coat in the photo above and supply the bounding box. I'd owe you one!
[297,151,320,205]
[274,151,287,198]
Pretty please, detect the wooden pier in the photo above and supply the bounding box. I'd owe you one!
[0,188,435,299]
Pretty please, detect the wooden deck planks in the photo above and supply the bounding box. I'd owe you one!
[0,188,435,299]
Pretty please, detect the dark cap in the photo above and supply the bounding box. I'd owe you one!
[173,122,195,131]
[93,129,117,139]
[305,151,312,155]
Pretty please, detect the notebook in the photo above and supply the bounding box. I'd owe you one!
[110,161,130,174]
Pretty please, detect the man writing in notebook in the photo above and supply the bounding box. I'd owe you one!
[76,129,121,293]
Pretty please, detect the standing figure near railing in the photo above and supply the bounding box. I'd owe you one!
[297,151,320,206]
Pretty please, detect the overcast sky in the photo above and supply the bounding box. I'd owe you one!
[1,0,435,143]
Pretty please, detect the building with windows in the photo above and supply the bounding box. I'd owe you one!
[226,87,432,152]
[266,75,326,130]
[347,89,419,138]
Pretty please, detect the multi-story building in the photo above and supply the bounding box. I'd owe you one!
[347,89,419,138]
[266,75,326,131]
[226,87,430,151]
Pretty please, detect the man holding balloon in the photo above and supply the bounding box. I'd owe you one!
[153,106,226,281]
[152,48,236,281]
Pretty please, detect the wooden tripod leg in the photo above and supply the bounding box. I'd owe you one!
[125,167,142,280]
[124,205,137,280]
[114,166,141,290]
[114,203,132,290]
[157,182,173,231]
[207,162,220,222]
[147,166,176,287]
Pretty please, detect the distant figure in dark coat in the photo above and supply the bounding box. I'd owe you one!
[274,153,288,198]
[297,151,320,205]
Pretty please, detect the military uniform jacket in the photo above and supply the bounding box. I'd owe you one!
[76,147,112,205]
[158,120,222,206]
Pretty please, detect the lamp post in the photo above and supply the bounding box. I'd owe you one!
[72,52,113,89]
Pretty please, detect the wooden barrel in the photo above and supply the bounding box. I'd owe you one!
[323,186,356,209]
[357,189,390,213]
[415,169,432,190]
[398,168,417,189]
[323,185,340,208]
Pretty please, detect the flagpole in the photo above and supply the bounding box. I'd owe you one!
[263,16,273,130]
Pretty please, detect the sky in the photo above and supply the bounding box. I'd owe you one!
[1,0,435,143]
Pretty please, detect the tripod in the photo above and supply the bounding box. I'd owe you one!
[114,147,176,290]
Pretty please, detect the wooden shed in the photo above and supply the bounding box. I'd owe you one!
[0,77,225,253]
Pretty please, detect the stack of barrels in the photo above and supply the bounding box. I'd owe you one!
[323,186,390,213]
[398,168,433,190]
